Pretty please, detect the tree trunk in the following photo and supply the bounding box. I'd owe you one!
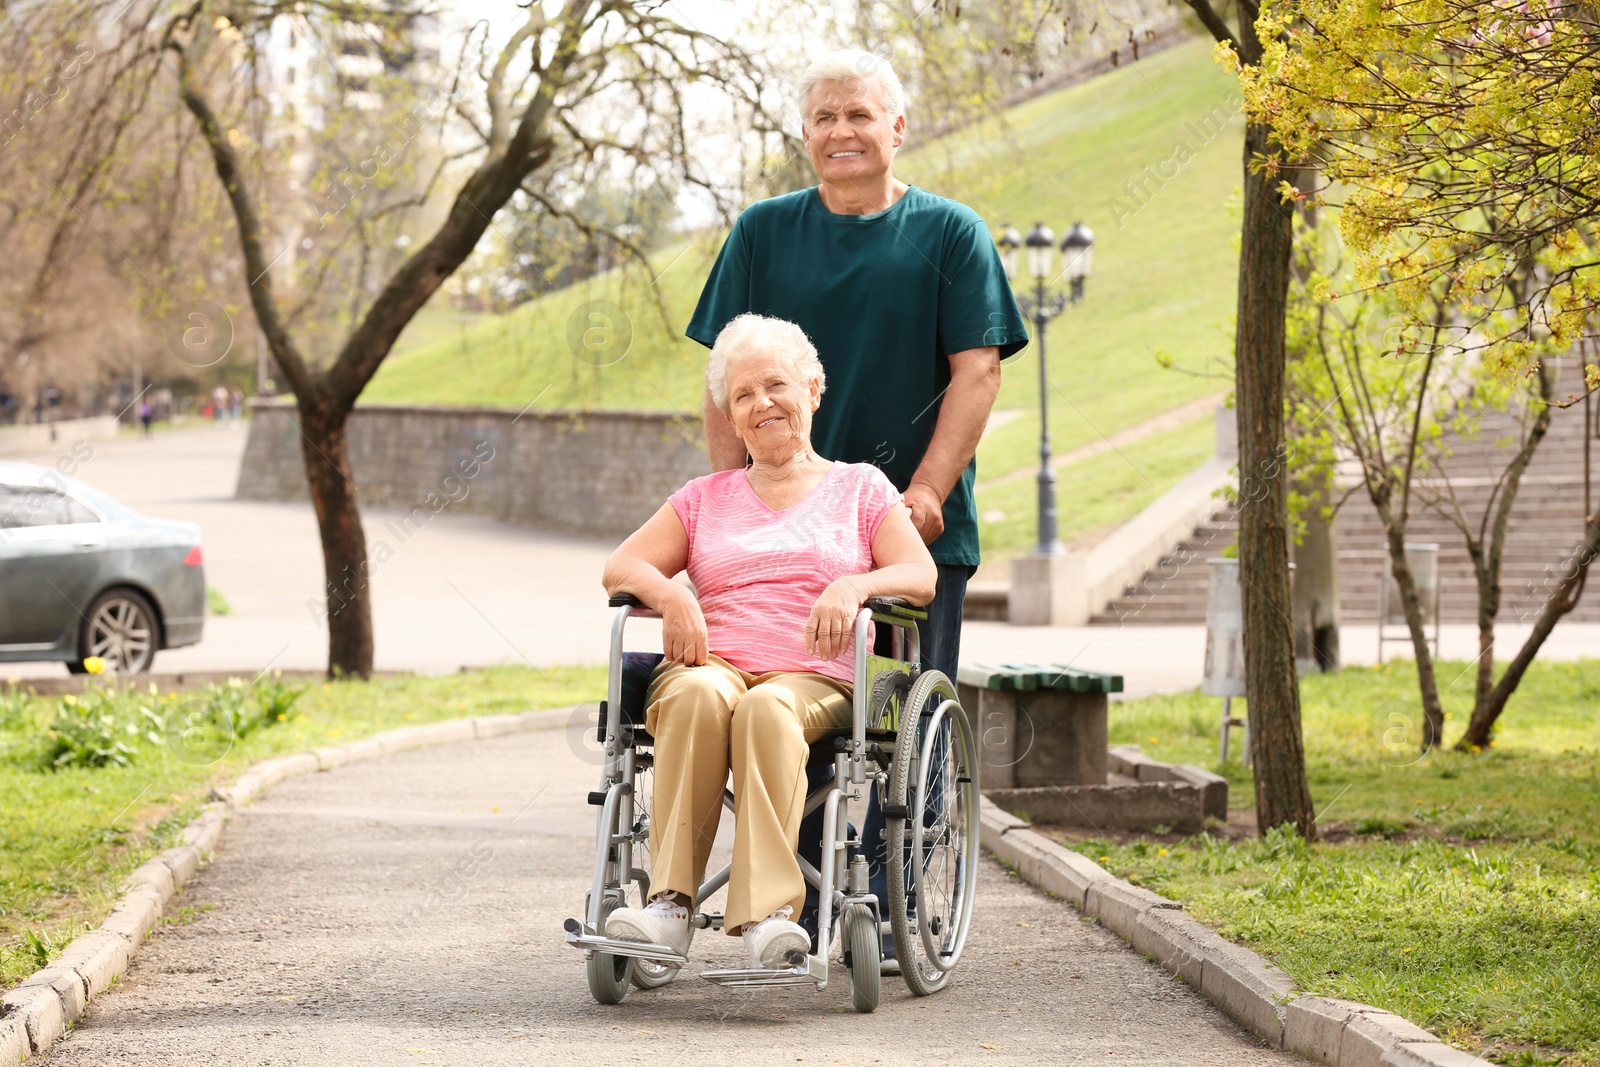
[1383,526,1445,749]
[1458,515,1600,747]
[297,396,374,678]
[1458,377,1599,749]
[1460,359,1554,737]
[1235,118,1316,839]
[1291,480,1341,672]
[1470,542,1497,722]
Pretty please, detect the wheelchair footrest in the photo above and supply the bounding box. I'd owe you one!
[700,954,825,988]
[563,921,690,967]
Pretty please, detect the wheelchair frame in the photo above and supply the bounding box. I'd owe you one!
[562,593,980,1011]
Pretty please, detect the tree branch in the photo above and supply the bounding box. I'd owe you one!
[1181,0,1237,48]
[167,16,315,400]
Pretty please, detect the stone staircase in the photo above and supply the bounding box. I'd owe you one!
[1094,359,1599,625]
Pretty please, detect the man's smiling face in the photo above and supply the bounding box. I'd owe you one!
[802,77,905,191]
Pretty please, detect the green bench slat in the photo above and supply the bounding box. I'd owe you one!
[956,662,1123,694]
[954,665,1016,689]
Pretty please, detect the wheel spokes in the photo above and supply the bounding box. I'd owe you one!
[89,598,152,670]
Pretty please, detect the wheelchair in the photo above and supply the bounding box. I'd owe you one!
[563,593,980,1012]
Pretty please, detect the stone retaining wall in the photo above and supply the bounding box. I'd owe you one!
[237,399,706,538]
[0,416,120,457]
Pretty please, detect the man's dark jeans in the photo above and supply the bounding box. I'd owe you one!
[798,564,973,951]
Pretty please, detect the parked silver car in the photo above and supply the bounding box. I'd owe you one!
[0,462,204,673]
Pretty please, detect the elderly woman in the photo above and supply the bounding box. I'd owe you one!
[600,312,937,969]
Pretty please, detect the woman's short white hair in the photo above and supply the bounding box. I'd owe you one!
[797,49,906,129]
[707,314,826,413]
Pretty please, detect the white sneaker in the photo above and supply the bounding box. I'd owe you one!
[606,895,693,958]
[742,905,810,969]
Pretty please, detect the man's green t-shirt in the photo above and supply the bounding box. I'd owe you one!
[687,186,1030,566]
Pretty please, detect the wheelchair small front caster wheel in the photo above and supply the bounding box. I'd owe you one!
[844,903,880,1013]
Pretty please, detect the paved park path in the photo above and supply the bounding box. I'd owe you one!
[42,724,1298,1066]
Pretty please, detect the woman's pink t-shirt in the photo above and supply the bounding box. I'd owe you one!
[668,462,903,683]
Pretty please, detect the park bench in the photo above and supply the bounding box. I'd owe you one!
[955,663,1123,789]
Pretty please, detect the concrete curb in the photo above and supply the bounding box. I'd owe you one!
[0,703,583,1061]
[978,798,1490,1066]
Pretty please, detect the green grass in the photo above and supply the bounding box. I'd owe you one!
[388,304,487,359]
[976,412,1216,558]
[367,37,1244,493]
[0,665,604,987]
[205,586,231,616]
[1048,658,1600,1065]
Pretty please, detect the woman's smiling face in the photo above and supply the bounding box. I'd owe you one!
[724,354,821,460]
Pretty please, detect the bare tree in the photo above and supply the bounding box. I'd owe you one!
[164,0,786,676]
[0,2,175,419]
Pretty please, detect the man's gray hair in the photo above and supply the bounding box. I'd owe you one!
[707,314,826,413]
[797,49,906,129]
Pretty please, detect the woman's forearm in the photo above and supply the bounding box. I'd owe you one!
[602,552,695,613]
[843,560,939,607]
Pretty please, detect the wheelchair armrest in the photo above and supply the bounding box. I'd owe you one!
[608,592,661,619]
[865,596,927,622]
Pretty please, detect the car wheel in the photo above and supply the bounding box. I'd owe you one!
[79,588,159,674]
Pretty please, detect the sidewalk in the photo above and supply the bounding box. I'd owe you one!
[40,725,1301,1066]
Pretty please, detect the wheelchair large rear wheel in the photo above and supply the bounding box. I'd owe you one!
[885,670,979,997]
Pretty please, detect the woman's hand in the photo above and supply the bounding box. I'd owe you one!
[805,578,866,662]
[661,590,710,666]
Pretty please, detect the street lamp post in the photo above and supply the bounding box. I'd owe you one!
[998,221,1095,558]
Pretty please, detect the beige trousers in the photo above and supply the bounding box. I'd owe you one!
[644,654,852,935]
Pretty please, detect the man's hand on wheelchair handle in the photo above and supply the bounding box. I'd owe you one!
[903,481,945,545]
[661,591,710,666]
[805,579,866,662]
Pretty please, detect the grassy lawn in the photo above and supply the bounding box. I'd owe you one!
[976,411,1215,559]
[0,665,604,988]
[369,36,1243,493]
[1042,659,1600,1065]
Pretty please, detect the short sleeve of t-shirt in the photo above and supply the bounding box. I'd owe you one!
[686,216,752,349]
[939,220,1029,365]
[855,463,903,543]
[667,476,701,538]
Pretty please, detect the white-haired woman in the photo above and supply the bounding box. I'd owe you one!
[600,312,937,969]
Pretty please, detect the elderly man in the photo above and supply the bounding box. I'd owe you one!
[687,48,1029,959]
